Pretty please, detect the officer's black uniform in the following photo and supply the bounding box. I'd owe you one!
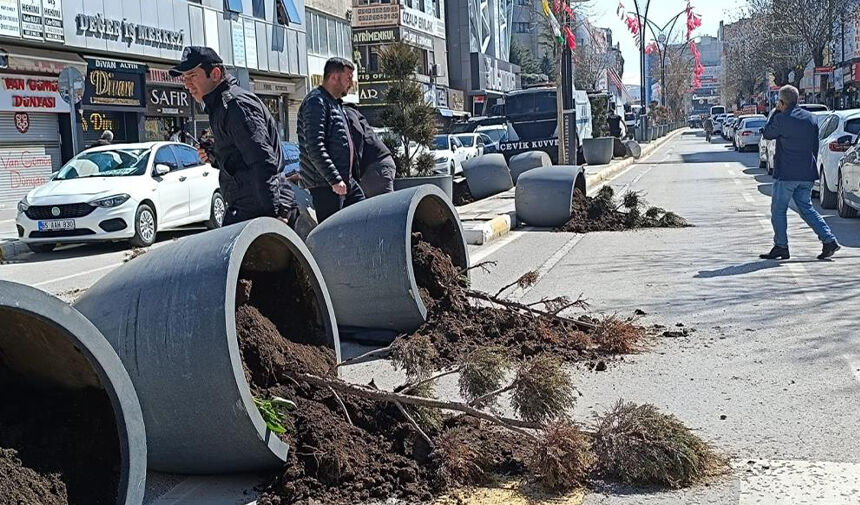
[171,47,295,226]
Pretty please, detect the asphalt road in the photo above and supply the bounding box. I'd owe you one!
[3,131,859,504]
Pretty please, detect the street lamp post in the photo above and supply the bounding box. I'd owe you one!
[631,8,688,107]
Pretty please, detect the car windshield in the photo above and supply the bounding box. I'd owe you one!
[431,135,450,150]
[478,129,507,142]
[743,120,766,129]
[456,135,475,147]
[845,118,860,135]
[54,148,150,180]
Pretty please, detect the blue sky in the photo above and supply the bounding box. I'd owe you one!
[594,0,747,84]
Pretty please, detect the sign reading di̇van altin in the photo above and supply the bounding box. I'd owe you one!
[75,13,184,49]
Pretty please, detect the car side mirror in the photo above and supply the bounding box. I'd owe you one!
[154,163,170,176]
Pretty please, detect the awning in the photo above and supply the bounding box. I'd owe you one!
[1,45,87,76]
[437,108,454,117]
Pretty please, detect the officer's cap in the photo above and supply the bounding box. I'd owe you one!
[169,47,223,76]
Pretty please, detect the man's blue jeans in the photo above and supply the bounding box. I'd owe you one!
[771,180,837,248]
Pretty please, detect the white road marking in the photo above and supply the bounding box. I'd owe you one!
[32,263,119,288]
[470,231,524,264]
[508,233,586,301]
[784,263,825,302]
[0,219,14,224]
[758,218,772,232]
[743,193,756,204]
[737,459,860,505]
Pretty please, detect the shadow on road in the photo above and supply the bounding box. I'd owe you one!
[695,260,782,278]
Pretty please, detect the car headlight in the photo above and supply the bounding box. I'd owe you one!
[17,197,29,213]
[435,157,448,165]
[89,194,131,208]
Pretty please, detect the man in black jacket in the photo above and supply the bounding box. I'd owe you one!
[171,46,296,226]
[297,57,364,222]
[343,104,396,197]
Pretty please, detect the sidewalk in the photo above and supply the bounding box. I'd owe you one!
[458,128,686,245]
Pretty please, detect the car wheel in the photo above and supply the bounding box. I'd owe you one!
[26,243,55,254]
[129,203,157,247]
[837,172,858,218]
[819,170,838,209]
[206,192,225,229]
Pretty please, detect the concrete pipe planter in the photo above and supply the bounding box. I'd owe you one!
[624,140,643,159]
[515,166,587,228]
[394,174,454,200]
[0,281,146,505]
[582,137,614,166]
[509,151,552,184]
[75,218,340,474]
[462,153,514,199]
[306,185,469,335]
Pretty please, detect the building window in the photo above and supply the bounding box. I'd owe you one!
[276,0,302,25]
[369,48,380,72]
[225,0,243,14]
[252,0,265,18]
[512,22,531,33]
[307,10,351,58]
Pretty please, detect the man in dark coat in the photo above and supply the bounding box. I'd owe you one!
[760,85,839,260]
[343,104,396,198]
[297,57,365,222]
[171,46,296,226]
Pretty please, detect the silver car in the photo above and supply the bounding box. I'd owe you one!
[734,117,767,151]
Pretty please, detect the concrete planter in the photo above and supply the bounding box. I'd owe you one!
[75,218,340,474]
[509,151,552,183]
[515,166,586,227]
[462,154,514,199]
[306,185,468,335]
[394,174,453,200]
[0,281,147,505]
[582,137,614,165]
[624,140,643,159]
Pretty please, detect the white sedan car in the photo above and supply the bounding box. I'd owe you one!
[431,134,469,175]
[454,133,486,160]
[16,142,223,253]
[733,115,767,151]
[815,110,860,208]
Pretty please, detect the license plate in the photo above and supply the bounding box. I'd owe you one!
[38,219,76,231]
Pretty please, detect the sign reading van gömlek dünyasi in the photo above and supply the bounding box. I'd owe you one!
[83,58,146,108]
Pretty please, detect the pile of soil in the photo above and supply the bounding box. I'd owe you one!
[557,188,689,233]
[238,274,528,505]
[453,180,475,206]
[0,388,120,505]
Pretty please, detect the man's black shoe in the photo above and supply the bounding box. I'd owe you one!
[818,241,841,260]
[760,246,790,260]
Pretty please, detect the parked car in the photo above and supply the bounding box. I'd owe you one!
[475,125,508,154]
[454,133,486,160]
[16,142,222,253]
[815,110,860,208]
[713,114,727,134]
[430,134,469,175]
[722,117,734,139]
[759,108,829,175]
[734,116,768,151]
[835,137,860,217]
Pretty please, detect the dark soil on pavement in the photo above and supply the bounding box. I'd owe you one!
[453,180,475,206]
[0,388,120,505]
[557,188,689,233]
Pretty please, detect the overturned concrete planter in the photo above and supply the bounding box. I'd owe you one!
[515,166,587,228]
[509,151,552,184]
[0,281,146,505]
[394,174,454,200]
[75,218,340,474]
[462,154,514,199]
[624,139,642,159]
[306,185,468,334]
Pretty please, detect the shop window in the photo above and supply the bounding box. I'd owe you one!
[252,0,265,18]
[276,0,302,25]
[225,0,243,14]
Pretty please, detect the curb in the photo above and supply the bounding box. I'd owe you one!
[464,128,687,247]
[0,239,27,261]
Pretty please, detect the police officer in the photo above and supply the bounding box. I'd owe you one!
[170,46,296,226]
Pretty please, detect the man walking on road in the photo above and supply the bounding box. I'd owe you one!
[760,85,840,260]
[297,58,364,222]
[171,46,296,227]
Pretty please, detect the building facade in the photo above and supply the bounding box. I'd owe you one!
[0,0,308,210]
[834,1,860,109]
[447,0,519,116]
[305,0,357,109]
[350,0,451,125]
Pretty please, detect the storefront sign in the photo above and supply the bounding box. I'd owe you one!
[148,68,184,86]
[358,82,389,105]
[42,0,63,42]
[14,112,29,133]
[0,0,21,38]
[400,6,445,38]
[352,28,399,45]
[231,20,246,67]
[0,74,69,113]
[146,86,191,116]
[83,58,146,108]
[244,18,257,70]
[358,71,388,83]
[471,53,519,93]
[20,0,43,40]
[75,13,184,49]
[400,26,434,50]
[352,4,400,28]
[252,79,294,95]
[0,149,52,199]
